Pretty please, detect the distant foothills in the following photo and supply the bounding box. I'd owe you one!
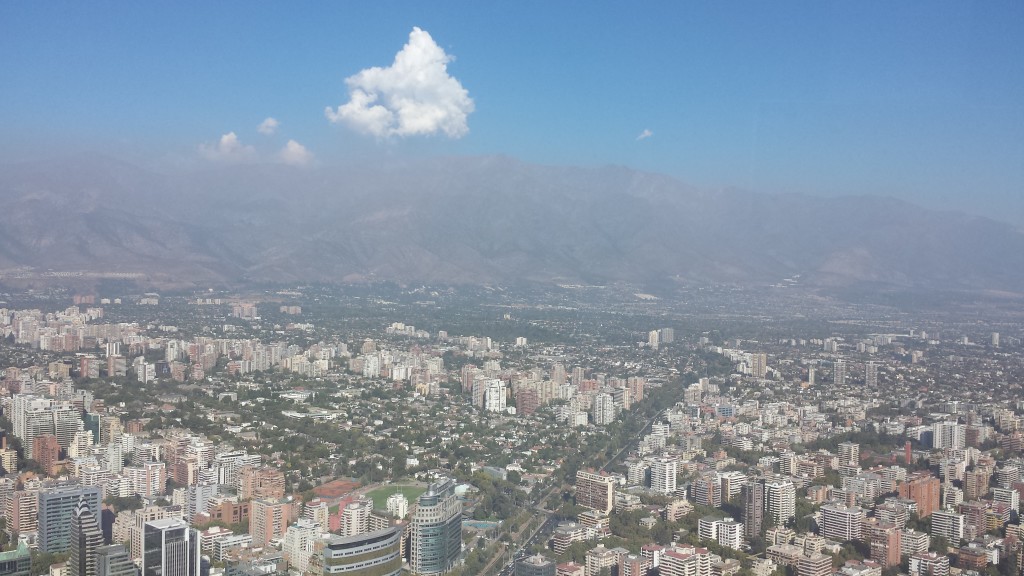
[2,154,1023,292]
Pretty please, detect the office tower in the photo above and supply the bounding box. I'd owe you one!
[70,498,104,576]
[819,504,863,541]
[764,480,796,527]
[410,478,462,576]
[576,470,616,513]
[833,359,846,387]
[899,473,941,518]
[650,458,678,495]
[142,519,199,576]
[838,442,860,467]
[742,480,765,538]
[865,362,878,387]
[0,542,30,576]
[250,497,294,547]
[95,545,136,576]
[515,555,556,576]
[320,526,402,576]
[39,483,103,553]
[932,421,966,450]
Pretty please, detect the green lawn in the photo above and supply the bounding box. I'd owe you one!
[366,485,427,510]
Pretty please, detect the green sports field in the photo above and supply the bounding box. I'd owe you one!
[366,484,427,510]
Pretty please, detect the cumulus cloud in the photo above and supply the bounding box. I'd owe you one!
[636,129,653,141]
[199,132,256,161]
[325,27,474,138]
[279,140,313,166]
[257,117,279,135]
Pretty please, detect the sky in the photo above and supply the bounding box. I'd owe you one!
[1,2,1023,223]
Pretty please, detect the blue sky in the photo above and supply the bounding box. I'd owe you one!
[2,2,1022,223]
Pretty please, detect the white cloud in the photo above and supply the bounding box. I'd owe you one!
[636,129,653,141]
[199,132,256,161]
[279,140,313,166]
[257,117,279,135]
[325,27,474,139]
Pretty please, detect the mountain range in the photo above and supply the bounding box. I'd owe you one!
[1,154,1022,292]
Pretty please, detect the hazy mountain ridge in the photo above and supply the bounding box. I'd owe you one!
[2,155,1023,291]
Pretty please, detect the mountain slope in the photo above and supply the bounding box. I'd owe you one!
[1,155,1022,291]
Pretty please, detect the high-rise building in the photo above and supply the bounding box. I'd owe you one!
[250,498,294,547]
[95,546,136,576]
[410,478,462,576]
[750,354,767,378]
[650,458,678,495]
[866,522,901,568]
[898,473,941,518]
[932,422,966,450]
[142,519,199,576]
[819,504,863,542]
[833,359,846,387]
[838,443,860,467]
[698,517,743,550]
[340,497,373,537]
[39,483,103,553]
[237,465,284,501]
[483,380,506,413]
[70,498,105,576]
[742,480,765,539]
[33,434,61,476]
[929,510,965,545]
[283,519,319,574]
[592,393,617,426]
[797,553,833,576]
[385,493,409,519]
[764,480,796,527]
[575,471,616,513]
[963,468,991,501]
[865,362,878,387]
[319,526,402,576]
[694,473,721,508]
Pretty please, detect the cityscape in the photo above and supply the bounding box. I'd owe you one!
[0,284,1022,576]
[2,3,1023,576]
